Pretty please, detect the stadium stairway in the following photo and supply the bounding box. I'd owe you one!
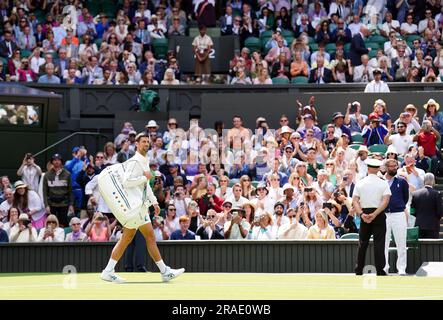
[436,176,443,239]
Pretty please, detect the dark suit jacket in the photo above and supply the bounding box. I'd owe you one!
[270,61,291,78]
[294,24,315,38]
[0,40,18,58]
[196,225,224,240]
[308,67,333,83]
[411,186,443,231]
[349,33,369,66]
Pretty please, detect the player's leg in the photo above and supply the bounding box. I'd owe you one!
[101,227,137,283]
[138,222,185,282]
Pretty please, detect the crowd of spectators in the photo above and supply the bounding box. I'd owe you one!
[1,97,442,242]
[2,1,443,85]
[224,0,443,86]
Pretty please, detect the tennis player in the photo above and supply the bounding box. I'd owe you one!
[98,133,184,283]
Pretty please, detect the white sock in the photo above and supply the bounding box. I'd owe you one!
[104,258,118,273]
[156,259,167,273]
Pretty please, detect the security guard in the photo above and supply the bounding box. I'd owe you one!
[352,158,392,275]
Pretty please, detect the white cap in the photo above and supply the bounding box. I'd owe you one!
[280,126,292,134]
[365,158,383,167]
[146,120,158,128]
[282,183,295,193]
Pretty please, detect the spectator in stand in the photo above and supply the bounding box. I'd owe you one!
[349,25,371,67]
[12,180,46,230]
[8,213,38,243]
[362,112,389,146]
[308,55,333,83]
[265,37,291,65]
[16,153,42,192]
[353,54,373,83]
[307,209,336,239]
[169,215,196,240]
[38,63,61,84]
[0,189,13,222]
[400,13,418,36]
[196,209,224,239]
[270,53,290,79]
[411,173,443,239]
[413,120,441,176]
[65,217,88,242]
[0,30,18,59]
[422,98,443,136]
[398,153,426,193]
[37,214,65,242]
[384,121,413,156]
[42,153,74,228]
[249,211,277,240]
[290,50,309,78]
[85,212,115,242]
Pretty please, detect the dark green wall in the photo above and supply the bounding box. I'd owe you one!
[0,240,441,274]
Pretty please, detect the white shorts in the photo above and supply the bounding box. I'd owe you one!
[98,168,151,229]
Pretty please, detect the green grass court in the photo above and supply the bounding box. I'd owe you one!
[1,273,442,300]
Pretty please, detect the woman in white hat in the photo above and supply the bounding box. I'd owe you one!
[423,98,443,135]
[8,213,38,243]
[12,181,46,229]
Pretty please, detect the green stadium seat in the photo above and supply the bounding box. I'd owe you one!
[340,233,359,239]
[21,50,32,58]
[349,144,362,150]
[308,36,316,44]
[391,226,419,248]
[365,42,380,50]
[64,227,72,235]
[0,57,7,74]
[272,77,290,84]
[344,43,351,53]
[368,50,378,59]
[325,43,336,52]
[309,43,318,52]
[351,133,364,144]
[189,28,220,38]
[368,144,388,154]
[152,38,169,59]
[321,124,329,132]
[95,38,103,49]
[368,35,387,44]
[260,30,274,39]
[244,37,261,53]
[405,34,421,43]
[281,30,294,38]
[284,36,295,47]
[232,8,242,17]
[291,76,308,84]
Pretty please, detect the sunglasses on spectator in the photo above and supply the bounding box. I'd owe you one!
[168,122,177,125]
[326,163,334,166]
[280,119,288,122]
[223,204,232,208]
[168,208,176,211]
[71,223,80,226]
[96,156,104,159]
[47,221,56,224]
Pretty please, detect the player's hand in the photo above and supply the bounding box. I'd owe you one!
[153,204,160,216]
[143,171,152,180]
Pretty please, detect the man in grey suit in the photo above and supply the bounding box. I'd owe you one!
[18,26,36,51]
[411,173,443,239]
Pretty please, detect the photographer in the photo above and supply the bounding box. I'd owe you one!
[361,112,389,146]
[37,214,65,242]
[17,153,42,191]
[194,183,223,216]
[8,214,37,243]
[152,216,170,241]
[224,208,250,240]
[344,101,368,134]
[196,209,224,240]
[170,185,190,217]
[152,172,166,208]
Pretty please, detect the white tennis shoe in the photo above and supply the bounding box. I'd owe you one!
[161,267,185,282]
[101,270,126,284]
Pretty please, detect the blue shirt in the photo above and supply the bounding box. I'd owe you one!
[386,176,409,213]
[0,229,8,243]
[38,75,61,84]
[170,229,196,240]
